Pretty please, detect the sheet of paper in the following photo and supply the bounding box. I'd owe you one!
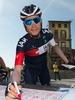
[0,85,6,100]
[21,88,67,100]
[0,85,67,100]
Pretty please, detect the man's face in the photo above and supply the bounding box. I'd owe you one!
[23,15,42,37]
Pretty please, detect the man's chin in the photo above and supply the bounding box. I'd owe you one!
[29,33,40,39]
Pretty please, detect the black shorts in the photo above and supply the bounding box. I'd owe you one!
[24,66,50,85]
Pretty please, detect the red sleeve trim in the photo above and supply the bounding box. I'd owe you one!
[15,52,25,66]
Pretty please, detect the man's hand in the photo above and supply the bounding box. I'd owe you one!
[5,83,22,100]
[62,62,75,72]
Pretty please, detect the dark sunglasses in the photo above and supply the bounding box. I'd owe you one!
[23,17,42,26]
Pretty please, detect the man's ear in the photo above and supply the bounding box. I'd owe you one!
[23,23,27,32]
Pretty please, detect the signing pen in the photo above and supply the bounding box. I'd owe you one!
[14,81,21,100]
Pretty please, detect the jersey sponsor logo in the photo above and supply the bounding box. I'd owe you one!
[42,29,52,34]
[18,38,27,47]
[36,41,50,55]
[16,54,19,59]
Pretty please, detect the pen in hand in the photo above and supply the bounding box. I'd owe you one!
[14,81,22,100]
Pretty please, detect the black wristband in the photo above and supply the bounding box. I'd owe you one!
[5,83,11,96]
[5,82,22,97]
[67,61,75,65]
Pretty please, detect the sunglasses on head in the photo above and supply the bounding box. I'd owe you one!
[23,17,42,26]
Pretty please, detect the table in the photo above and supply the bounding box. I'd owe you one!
[0,84,75,100]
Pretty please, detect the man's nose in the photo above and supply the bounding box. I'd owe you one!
[31,21,36,26]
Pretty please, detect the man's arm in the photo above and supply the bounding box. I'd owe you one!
[11,65,22,84]
[5,66,22,99]
[53,45,69,63]
[53,45,75,72]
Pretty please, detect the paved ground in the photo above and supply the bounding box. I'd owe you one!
[51,78,75,86]
[20,78,75,91]
[1,78,75,91]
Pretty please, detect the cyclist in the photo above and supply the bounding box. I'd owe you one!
[5,4,75,99]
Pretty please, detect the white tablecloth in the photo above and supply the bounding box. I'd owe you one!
[0,85,75,100]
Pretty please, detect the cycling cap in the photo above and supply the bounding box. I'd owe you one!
[20,4,42,21]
